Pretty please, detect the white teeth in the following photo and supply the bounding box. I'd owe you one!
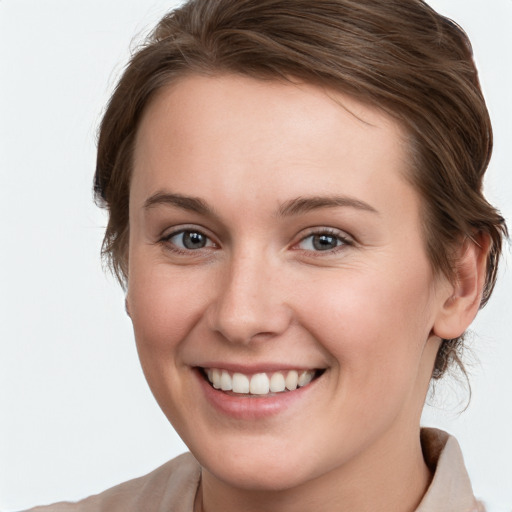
[220,370,232,391]
[212,369,221,389]
[250,373,270,395]
[232,372,250,393]
[205,368,317,395]
[298,370,314,387]
[285,370,298,391]
[270,372,286,392]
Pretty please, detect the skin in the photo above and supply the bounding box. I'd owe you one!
[126,74,485,512]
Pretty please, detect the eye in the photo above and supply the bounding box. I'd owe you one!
[166,230,215,251]
[296,230,351,252]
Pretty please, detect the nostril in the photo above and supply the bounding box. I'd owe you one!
[204,262,294,344]
[206,300,294,346]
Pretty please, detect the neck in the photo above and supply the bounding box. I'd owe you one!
[197,425,432,512]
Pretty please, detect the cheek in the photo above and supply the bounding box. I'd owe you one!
[125,258,210,423]
[126,255,206,359]
[299,265,436,385]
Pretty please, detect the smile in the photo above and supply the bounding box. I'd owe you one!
[203,368,321,396]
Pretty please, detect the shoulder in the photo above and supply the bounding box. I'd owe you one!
[22,452,201,512]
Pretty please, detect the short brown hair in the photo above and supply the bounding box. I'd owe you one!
[94,0,507,379]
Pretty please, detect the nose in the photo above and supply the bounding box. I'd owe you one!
[206,250,293,345]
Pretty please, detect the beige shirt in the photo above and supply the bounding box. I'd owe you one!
[25,428,489,512]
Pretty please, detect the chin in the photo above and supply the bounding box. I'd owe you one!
[183,426,332,492]
[201,450,318,492]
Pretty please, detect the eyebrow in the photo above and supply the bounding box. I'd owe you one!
[143,191,378,218]
[277,195,379,217]
[144,192,214,216]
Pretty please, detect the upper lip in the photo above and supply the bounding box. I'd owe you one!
[195,363,325,373]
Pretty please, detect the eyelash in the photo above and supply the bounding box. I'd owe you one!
[159,227,217,256]
[293,228,353,255]
[159,227,353,256]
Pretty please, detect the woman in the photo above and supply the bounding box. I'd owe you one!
[15,0,509,510]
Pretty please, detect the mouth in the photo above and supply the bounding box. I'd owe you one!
[199,367,325,397]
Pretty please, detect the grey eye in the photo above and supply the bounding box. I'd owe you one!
[298,232,347,251]
[312,234,340,251]
[170,230,211,250]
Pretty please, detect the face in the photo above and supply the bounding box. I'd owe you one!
[127,74,448,492]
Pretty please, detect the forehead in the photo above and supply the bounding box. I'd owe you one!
[136,74,406,153]
[131,74,413,217]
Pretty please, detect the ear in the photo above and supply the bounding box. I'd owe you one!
[433,233,491,340]
[125,297,131,318]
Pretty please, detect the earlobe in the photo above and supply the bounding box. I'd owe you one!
[433,233,490,340]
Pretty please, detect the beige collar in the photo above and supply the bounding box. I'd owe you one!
[416,428,482,512]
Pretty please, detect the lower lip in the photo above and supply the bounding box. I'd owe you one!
[195,369,320,420]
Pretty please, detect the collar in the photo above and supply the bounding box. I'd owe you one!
[416,428,483,512]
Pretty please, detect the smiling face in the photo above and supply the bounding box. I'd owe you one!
[126,74,451,497]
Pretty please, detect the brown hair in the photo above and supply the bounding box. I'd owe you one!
[94,0,507,379]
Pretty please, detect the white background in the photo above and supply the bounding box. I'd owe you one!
[0,1,510,510]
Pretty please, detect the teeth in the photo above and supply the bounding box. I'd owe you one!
[220,370,232,391]
[232,373,250,393]
[212,369,221,389]
[298,370,314,387]
[204,368,317,395]
[250,373,270,395]
[270,372,286,392]
[285,370,298,391]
